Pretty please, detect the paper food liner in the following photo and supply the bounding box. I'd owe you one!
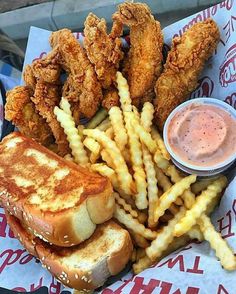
[1,1,236,293]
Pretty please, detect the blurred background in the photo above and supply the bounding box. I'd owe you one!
[0,0,223,77]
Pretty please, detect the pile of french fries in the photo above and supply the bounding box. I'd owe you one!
[54,72,236,273]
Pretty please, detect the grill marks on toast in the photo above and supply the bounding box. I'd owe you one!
[0,133,109,213]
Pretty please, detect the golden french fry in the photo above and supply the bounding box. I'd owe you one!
[187,225,204,241]
[114,205,157,240]
[198,214,236,271]
[155,166,172,192]
[140,102,154,132]
[151,126,170,160]
[129,230,150,248]
[126,113,148,210]
[83,129,134,195]
[168,203,179,215]
[114,192,138,218]
[83,137,101,164]
[174,176,227,237]
[137,211,148,224]
[136,248,146,260]
[59,97,72,116]
[90,163,115,178]
[154,175,197,223]
[100,149,115,169]
[116,72,148,209]
[146,207,186,261]
[86,108,108,129]
[105,127,114,139]
[96,117,111,131]
[191,178,216,195]
[142,145,158,228]
[133,255,153,275]
[116,71,132,112]
[54,106,88,165]
[108,106,128,151]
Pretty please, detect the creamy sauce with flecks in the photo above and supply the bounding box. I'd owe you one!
[167,103,236,167]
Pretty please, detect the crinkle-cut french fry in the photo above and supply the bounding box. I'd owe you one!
[114,192,138,218]
[141,102,154,132]
[174,176,227,237]
[205,193,221,216]
[198,214,236,271]
[114,205,157,240]
[136,248,147,260]
[86,108,108,129]
[105,127,114,139]
[187,225,204,241]
[154,175,197,223]
[64,154,74,162]
[83,129,134,195]
[137,211,148,224]
[54,107,88,165]
[109,106,128,151]
[91,163,132,203]
[129,230,150,248]
[83,137,101,164]
[126,113,147,209]
[116,71,132,112]
[96,117,111,131]
[59,97,72,116]
[168,203,179,215]
[151,126,170,160]
[101,149,115,169]
[133,255,153,274]
[116,73,147,208]
[134,234,190,274]
[155,166,172,192]
[143,145,158,228]
[191,178,216,195]
[146,207,186,261]
[90,163,115,178]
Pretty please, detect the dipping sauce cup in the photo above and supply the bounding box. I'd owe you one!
[163,98,236,177]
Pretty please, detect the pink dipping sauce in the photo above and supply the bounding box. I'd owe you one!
[167,103,236,168]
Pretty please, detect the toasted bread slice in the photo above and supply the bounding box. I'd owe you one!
[0,132,114,246]
[5,212,133,291]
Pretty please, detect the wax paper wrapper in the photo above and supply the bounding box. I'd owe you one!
[1,1,236,293]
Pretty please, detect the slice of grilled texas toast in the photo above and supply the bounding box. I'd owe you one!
[5,212,133,291]
[0,132,114,247]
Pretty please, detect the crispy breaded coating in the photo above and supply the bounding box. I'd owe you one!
[5,86,54,146]
[84,13,124,89]
[23,65,36,90]
[32,80,70,156]
[154,19,220,129]
[31,47,61,84]
[49,29,102,118]
[113,2,163,107]
[102,88,120,110]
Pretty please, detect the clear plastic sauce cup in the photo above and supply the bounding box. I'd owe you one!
[163,98,236,177]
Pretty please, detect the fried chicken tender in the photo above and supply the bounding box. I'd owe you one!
[23,65,36,90]
[102,88,120,110]
[84,13,124,89]
[31,47,61,84]
[5,86,54,146]
[49,29,102,118]
[113,2,163,107]
[154,19,220,130]
[32,80,70,156]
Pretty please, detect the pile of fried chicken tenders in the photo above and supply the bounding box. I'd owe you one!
[2,1,236,292]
